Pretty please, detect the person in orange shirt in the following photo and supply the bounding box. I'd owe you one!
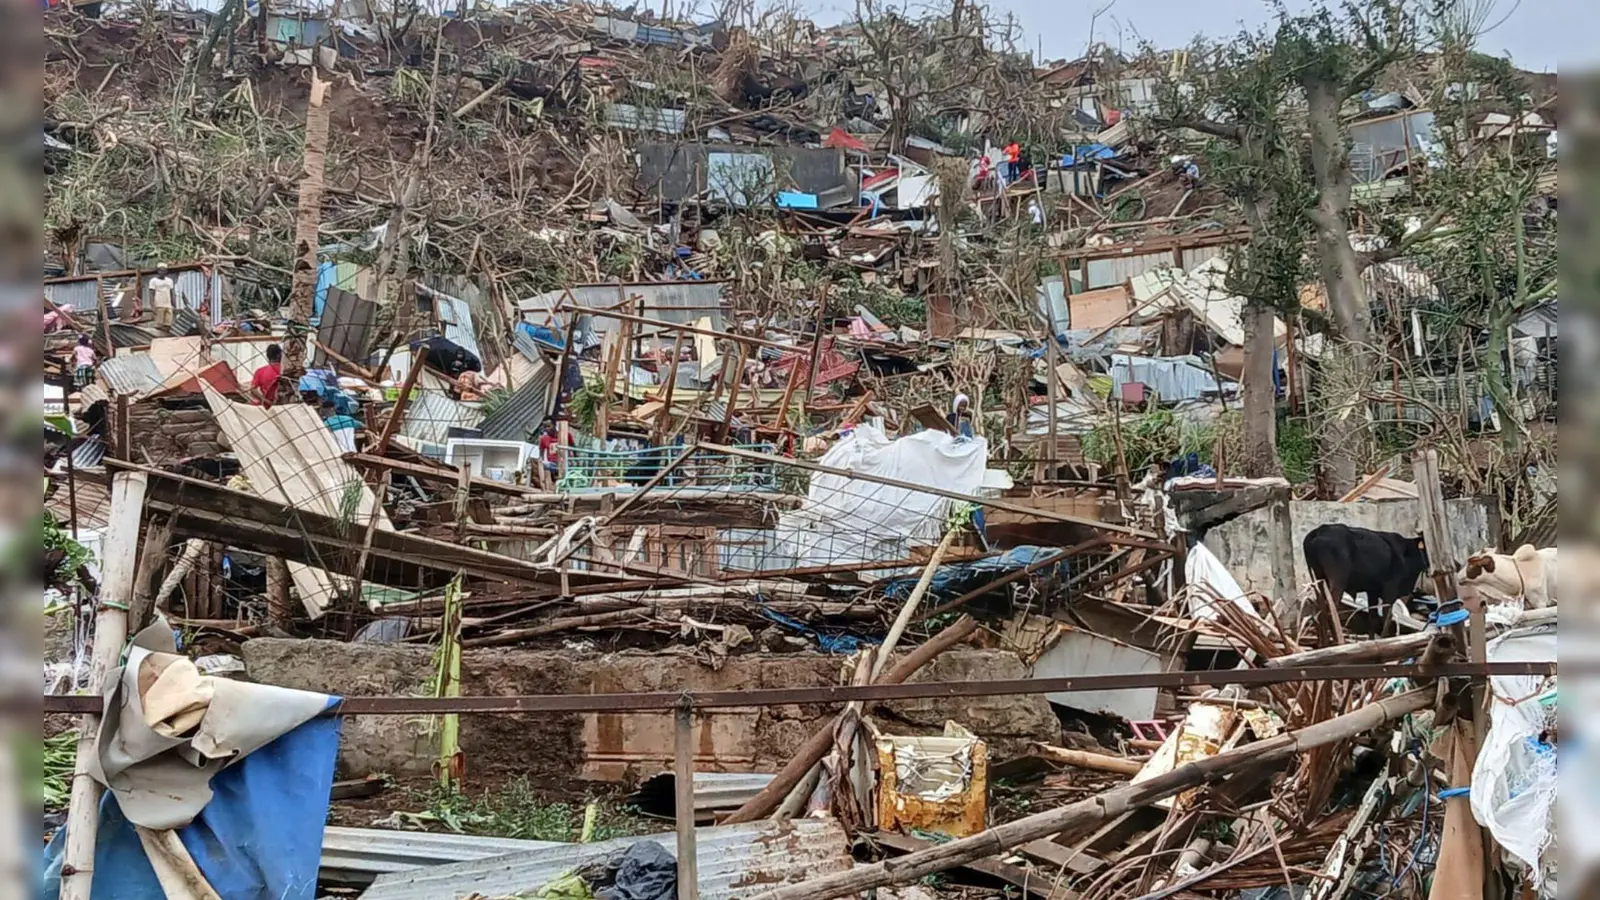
[1003,141,1022,183]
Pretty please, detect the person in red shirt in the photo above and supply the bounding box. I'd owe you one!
[251,343,283,408]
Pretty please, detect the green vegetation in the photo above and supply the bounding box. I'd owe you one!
[400,778,654,842]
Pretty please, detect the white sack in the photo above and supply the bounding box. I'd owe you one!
[773,424,987,567]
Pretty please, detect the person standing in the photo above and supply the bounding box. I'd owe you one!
[251,343,284,408]
[72,335,97,388]
[147,264,177,330]
[1003,141,1022,184]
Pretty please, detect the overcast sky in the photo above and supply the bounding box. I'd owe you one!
[795,0,1578,72]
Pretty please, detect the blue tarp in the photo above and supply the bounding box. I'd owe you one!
[40,706,342,900]
[312,261,337,321]
[517,321,567,350]
[882,545,1069,603]
[1062,143,1118,167]
[776,191,820,210]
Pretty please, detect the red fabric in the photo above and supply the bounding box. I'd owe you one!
[250,363,281,408]
[1004,142,1021,162]
[823,127,870,152]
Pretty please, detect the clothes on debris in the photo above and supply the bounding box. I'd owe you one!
[882,545,1065,603]
[40,617,339,900]
[1471,625,1557,887]
[593,840,677,900]
[413,336,482,377]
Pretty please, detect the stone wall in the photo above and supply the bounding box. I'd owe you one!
[1203,497,1495,595]
[241,640,1060,781]
[121,400,224,463]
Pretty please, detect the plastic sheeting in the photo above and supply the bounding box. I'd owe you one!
[771,425,988,567]
[1471,625,1557,889]
[1110,354,1233,403]
[882,545,1068,603]
[40,710,342,900]
[1183,542,1259,620]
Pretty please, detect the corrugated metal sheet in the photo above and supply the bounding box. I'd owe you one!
[402,388,486,446]
[518,282,727,334]
[629,772,776,819]
[42,278,103,311]
[478,362,555,441]
[109,324,157,348]
[319,827,564,885]
[607,103,687,134]
[170,308,200,336]
[315,287,380,368]
[75,383,110,407]
[97,354,164,396]
[360,818,850,900]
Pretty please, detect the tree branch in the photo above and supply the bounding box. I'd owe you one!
[1159,114,1243,143]
[1362,205,1450,266]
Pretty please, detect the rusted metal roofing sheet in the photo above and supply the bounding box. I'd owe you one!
[358,818,850,900]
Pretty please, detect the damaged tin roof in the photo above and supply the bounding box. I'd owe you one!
[357,817,850,900]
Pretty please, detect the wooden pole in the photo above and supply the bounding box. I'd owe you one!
[674,703,700,900]
[656,333,686,440]
[751,686,1438,900]
[1032,744,1144,776]
[374,349,426,456]
[718,343,749,443]
[1267,487,1298,626]
[281,72,332,390]
[60,471,149,900]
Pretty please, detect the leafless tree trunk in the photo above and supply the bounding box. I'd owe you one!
[1304,79,1370,494]
[281,72,332,390]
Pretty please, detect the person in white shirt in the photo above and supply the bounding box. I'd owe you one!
[147,264,177,330]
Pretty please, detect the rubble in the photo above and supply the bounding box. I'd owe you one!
[40,2,1559,900]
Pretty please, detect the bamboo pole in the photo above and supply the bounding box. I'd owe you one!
[1032,744,1144,776]
[60,471,149,900]
[722,616,980,824]
[752,686,1438,900]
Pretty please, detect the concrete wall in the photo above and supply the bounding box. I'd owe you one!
[241,640,1059,781]
[1203,497,1494,596]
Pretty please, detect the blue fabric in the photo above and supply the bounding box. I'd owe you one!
[40,705,343,900]
[882,545,1068,603]
[758,607,876,654]
[313,262,336,321]
[1063,143,1117,167]
[517,321,567,350]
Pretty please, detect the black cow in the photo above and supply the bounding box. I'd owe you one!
[1303,524,1429,622]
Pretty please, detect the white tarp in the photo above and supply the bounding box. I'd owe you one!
[771,424,987,567]
[1472,624,1557,889]
[1182,542,1259,620]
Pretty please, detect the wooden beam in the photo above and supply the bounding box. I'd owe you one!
[374,348,427,456]
[346,452,540,496]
